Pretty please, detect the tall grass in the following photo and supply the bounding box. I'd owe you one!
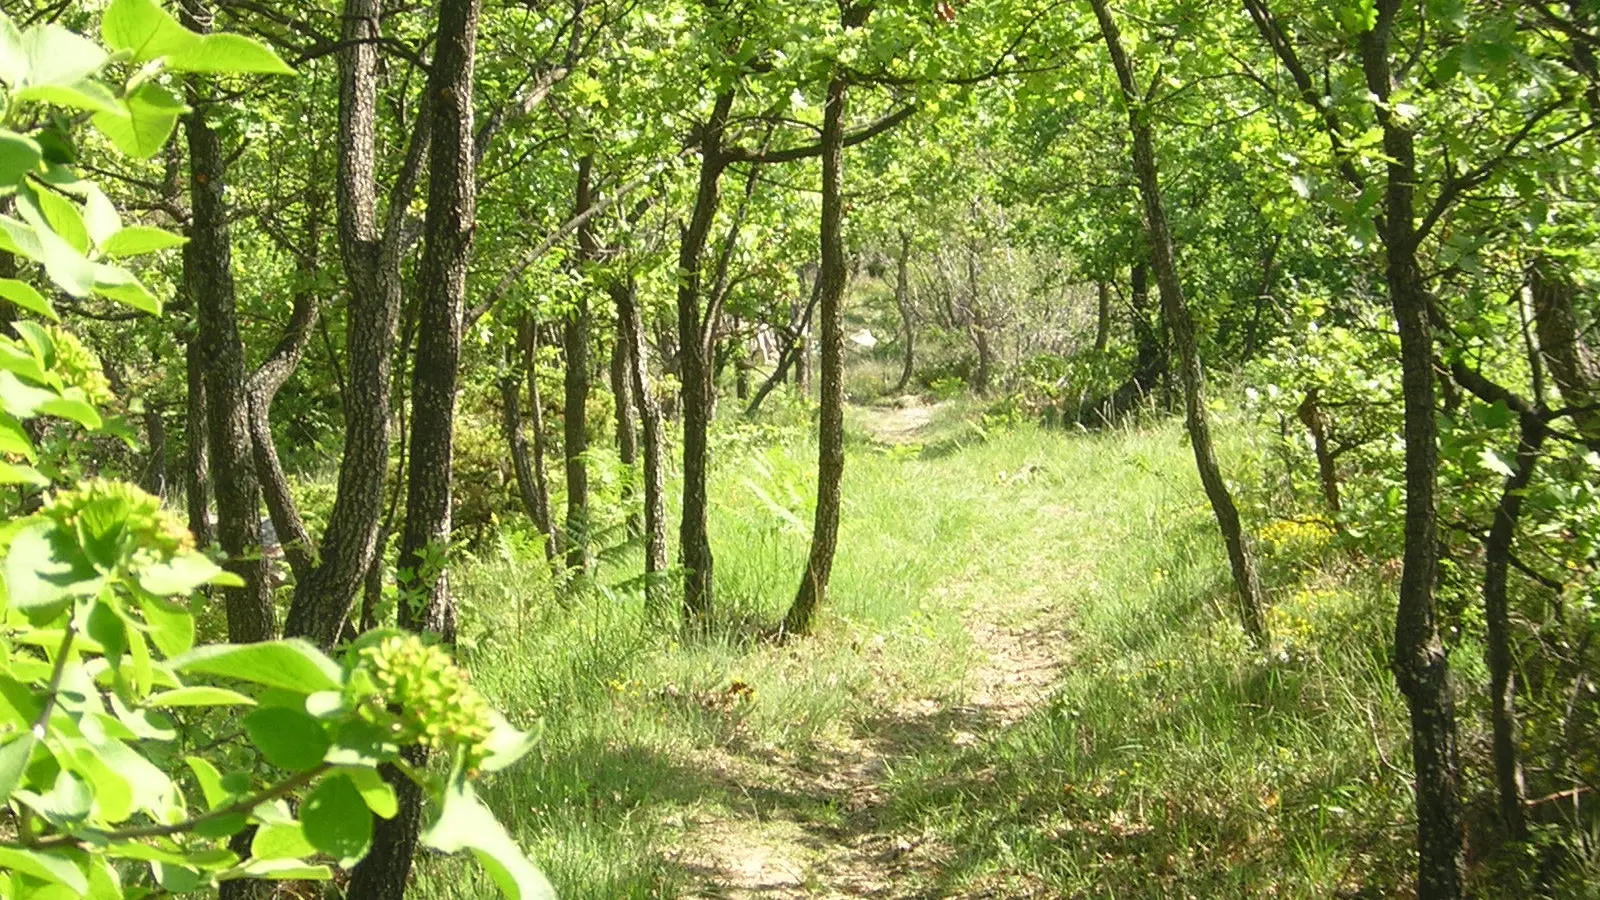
[411,405,1444,899]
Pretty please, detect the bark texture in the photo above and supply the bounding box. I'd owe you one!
[1092,0,1268,647]
[894,231,916,391]
[612,277,669,602]
[1359,5,1466,895]
[183,334,214,548]
[783,70,850,636]
[282,0,427,648]
[180,7,275,643]
[346,0,478,894]
[676,91,735,625]
[563,157,596,573]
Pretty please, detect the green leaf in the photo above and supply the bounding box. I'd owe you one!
[0,411,33,458]
[38,393,102,429]
[137,594,195,656]
[13,80,122,115]
[0,459,48,486]
[0,15,24,87]
[0,734,38,803]
[231,859,332,881]
[243,707,330,772]
[19,23,107,88]
[0,847,88,894]
[172,640,343,694]
[100,225,187,257]
[423,778,555,900]
[479,711,535,774]
[184,756,229,809]
[250,822,317,861]
[0,278,58,320]
[301,773,373,865]
[334,766,397,818]
[91,83,187,160]
[91,262,162,313]
[147,686,256,708]
[138,551,228,596]
[0,130,42,186]
[167,33,294,75]
[16,195,95,296]
[102,0,202,64]
[5,521,98,621]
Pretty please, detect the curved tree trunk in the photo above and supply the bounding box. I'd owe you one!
[783,69,850,636]
[1359,6,1466,896]
[747,274,822,416]
[346,0,478,895]
[246,279,320,584]
[1092,0,1267,648]
[677,92,735,626]
[180,20,275,644]
[612,277,668,604]
[502,336,557,568]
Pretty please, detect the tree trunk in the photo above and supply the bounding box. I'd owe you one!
[1530,259,1599,438]
[246,279,320,584]
[1483,410,1543,841]
[1093,280,1112,353]
[1297,388,1342,522]
[1359,6,1466,895]
[180,13,275,644]
[563,158,596,573]
[894,231,916,391]
[783,71,850,637]
[676,92,735,626]
[283,0,425,649]
[610,316,641,537]
[1076,261,1163,426]
[1092,0,1268,648]
[748,276,822,416]
[184,333,214,548]
[612,277,668,604]
[346,0,477,895]
[965,238,993,395]
[502,337,557,567]
[524,324,561,564]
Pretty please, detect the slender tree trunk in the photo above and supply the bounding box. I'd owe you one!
[748,274,822,416]
[523,324,560,564]
[794,328,809,392]
[1530,259,1599,438]
[1297,388,1342,522]
[563,158,596,573]
[180,10,274,643]
[1093,280,1112,353]
[677,92,735,626]
[1360,6,1465,895]
[502,342,556,564]
[140,406,168,498]
[965,238,993,395]
[612,277,668,603]
[283,0,426,648]
[783,70,850,636]
[1076,261,1163,426]
[1483,411,1543,841]
[1092,0,1267,647]
[894,231,916,391]
[184,334,215,548]
[347,0,477,895]
[246,280,319,584]
[610,317,641,537]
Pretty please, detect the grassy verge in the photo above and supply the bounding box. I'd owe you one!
[411,402,1433,898]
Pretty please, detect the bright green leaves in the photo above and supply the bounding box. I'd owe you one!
[424,777,555,900]
[1336,0,1378,35]
[243,708,331,772]
[0,131,42,187]
[172,641,343,694]
[102,0,293,74]
[92,83,188,159]
[301,773,373,865]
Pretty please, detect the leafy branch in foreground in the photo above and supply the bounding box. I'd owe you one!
[0,3,550,897]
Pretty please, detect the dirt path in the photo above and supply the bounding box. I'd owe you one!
[672,402,1067,899]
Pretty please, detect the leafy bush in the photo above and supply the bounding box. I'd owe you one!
[0,6,548,897]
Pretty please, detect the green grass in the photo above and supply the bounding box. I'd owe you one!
[410,403,1440,899]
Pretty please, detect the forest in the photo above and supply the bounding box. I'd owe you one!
[0,0,1596,897]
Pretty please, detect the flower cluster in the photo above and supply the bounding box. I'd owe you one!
[44,326,113,405]
[43,478,193,565]
[353,635,493,763]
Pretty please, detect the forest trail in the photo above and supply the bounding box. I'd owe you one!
[674,402,1070,898]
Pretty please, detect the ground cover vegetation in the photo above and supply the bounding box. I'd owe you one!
[0,0,1596,897]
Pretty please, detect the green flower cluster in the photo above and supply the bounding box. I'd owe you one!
[43,478,193,565]
[44,326,113,406]
[354,635,493,763]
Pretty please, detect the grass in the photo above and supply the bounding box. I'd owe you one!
[405,400,1482,899]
